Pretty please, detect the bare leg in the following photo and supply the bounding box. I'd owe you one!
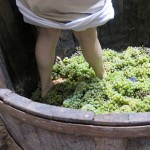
[74,28,106,79]
[35,27,61,97]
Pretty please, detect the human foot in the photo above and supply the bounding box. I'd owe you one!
[96,69,107,79]
[41,78,66,98]
[41,81,54,98]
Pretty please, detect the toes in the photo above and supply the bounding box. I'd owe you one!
[53,78,66,85]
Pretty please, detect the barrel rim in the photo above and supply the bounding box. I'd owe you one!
[0,89,150,126]
[1,98,150,138]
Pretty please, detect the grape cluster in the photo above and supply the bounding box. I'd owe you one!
[32,47,150,114]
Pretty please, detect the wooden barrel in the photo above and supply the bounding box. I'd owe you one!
[0,89,150,150]
[0,1,150,149]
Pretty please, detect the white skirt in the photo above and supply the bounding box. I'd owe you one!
[16,0,114,31]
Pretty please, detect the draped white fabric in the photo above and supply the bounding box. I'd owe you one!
[16,0,114,31]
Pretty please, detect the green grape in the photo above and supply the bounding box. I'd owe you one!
[81,104,96,112]
[119,105,132,113]
[31,47,150,114]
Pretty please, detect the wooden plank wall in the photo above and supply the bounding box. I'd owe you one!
[0,48,14,90]
[99,0,150,50]
[98,0,124,49]
[123,0,150,47]
[0,0,40,97]
[0,47,20,149]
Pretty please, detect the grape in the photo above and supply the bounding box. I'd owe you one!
[31,47,150,114]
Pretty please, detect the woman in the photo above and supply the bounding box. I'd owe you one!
[16,0,114,97]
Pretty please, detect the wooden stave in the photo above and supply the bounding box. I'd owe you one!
[0,89,150,138]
